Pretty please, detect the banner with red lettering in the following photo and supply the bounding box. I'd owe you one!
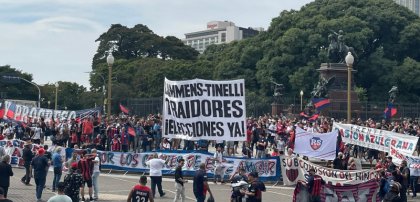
[280,156,378,186]
[332,122,418,154]
[293,180,380,202]
[91,150,280,181]
[389,145,420,169]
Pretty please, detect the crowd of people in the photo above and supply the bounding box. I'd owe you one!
[0,113,419,201]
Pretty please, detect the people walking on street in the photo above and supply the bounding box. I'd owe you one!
[193,163,213,202]
[145,153,166,198]
[242,171,265,202]
[51,147,63,192]
[31,148,50,202]
[173,159,187,202]
[91,149,100,200]
[47,182,72,202]
[21,141,34,185]
[78,150,94,202]
[64,162,84,202]
[127,175,154,202]
[0,155,13,198]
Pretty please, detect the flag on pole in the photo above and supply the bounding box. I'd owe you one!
[119,104,130,114]
[384,102,397,119]
[300,112,319,122]
[312,98,331,110]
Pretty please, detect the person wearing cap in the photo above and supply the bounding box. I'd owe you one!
[383,182,402,202]
[303,168,325,202]
[332,152,344,170]
[21,141,34,185]
[241,171,265,202]
[31,148,50,202]
[63,162,84,202]
[127,175,154,202]
[0,155,13,198]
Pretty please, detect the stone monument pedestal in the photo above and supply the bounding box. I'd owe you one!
[317,63,361,119]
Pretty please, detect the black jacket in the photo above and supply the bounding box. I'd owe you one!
[0,161,13,187]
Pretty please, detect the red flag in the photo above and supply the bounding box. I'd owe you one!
[119,104,129,114]
[128,127,136,137]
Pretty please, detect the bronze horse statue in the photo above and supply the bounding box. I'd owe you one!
[327,33,357,64]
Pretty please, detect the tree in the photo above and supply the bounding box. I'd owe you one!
[0,65,38,101]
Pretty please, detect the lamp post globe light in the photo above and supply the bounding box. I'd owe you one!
[54,82,59,110]
[345,52,354,124]
[106,52,115,120]
[300,90,304,111]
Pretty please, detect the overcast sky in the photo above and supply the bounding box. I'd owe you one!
[0,0,313,88]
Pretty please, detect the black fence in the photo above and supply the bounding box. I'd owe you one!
[126,97,420,119]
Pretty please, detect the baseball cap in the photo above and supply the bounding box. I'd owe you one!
[71,162,78,169]
[38,148,45,155]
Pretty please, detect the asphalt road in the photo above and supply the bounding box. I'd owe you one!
[8,167,294,202]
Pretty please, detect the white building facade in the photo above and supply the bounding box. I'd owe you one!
[183,21,262,53]
[394,0,420,15]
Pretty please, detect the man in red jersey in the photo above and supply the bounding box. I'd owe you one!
[78,150,94,202]
[127,175,154,202]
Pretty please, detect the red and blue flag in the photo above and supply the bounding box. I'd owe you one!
[384,102,397,119]
[119,104,130,114]
[312,98,330,111]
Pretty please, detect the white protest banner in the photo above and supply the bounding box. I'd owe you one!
[3,101,101,123]
[294,127,337,160]
[293,180,380,202]
[162,78,246,141]
[332,122,418,154]
[390,145,420,169]
[280,156,378,186]
[74,150,280,181]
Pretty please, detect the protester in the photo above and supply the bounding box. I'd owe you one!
[332,152,344,169]
[213,146,225,184]
[64,162,84,202]
[31,148,50,202]
[52,147,63,192]
[409,163,420,198]
[145,153,166,198]
[383,182,402,202]
[255,133,267,158]
[0,187,12,202]
[173,159,187,202]
[400,160,410,202]
[91,149,100,200]
[241,171,265,202]
[193,163,213,202]
[387,156,397,172]
[0,155,13,198]
[21,140,34,185]
[304,168,325,202]
[127,175,154,202]
[47,182,72,202]
[78,150,94,202]
[65,152,78,174]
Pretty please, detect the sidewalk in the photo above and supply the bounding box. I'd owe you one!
[8,168,55,202]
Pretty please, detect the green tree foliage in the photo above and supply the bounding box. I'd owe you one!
[90,0,420,107]
[0,65,38,101]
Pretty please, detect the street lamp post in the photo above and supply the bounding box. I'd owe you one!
[106,52,115,120]
[300,90,304,111]
[345,52,354,124]
[54,82,59,110]
[2,76,41,107]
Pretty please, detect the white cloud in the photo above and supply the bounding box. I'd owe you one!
[0,0,313,88]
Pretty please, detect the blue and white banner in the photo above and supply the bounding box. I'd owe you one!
[2,100,101,123]
[293,127,338,160]
[74,150,280,181]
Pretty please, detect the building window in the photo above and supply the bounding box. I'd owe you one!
[221,33,226,42]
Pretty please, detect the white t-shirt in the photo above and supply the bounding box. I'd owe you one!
[93,156,100,173]
[146,158,166,176]
[47,194,72,202]
[410,167,420,177]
